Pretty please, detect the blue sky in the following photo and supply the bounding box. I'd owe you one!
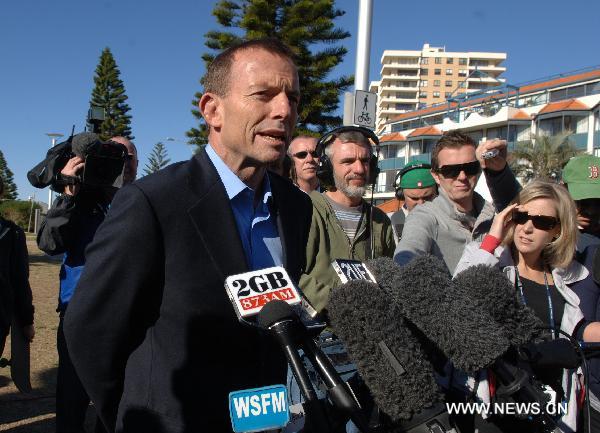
[1,0,598,201]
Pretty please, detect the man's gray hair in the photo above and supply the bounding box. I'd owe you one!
[324,131,371,158]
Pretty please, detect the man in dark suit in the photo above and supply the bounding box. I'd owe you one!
[64,38,312,433]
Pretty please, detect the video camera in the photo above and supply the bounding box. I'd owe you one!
[27,132,128,192]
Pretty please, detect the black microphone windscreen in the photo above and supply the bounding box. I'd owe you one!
[72,132,101,157]
[453,265,543,346]
[367,255,510,372]
[257,300,296,329]
[520,339,581,370]
[328,279,443,422]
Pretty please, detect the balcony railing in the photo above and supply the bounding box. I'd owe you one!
[378,157,406,171]
[409,153,432,163]
[570,132,588,150]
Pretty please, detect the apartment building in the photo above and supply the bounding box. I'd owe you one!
[372,67,600,202]
[369,44,507,131]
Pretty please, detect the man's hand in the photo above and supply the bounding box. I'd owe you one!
[61,156,84,196]
[477,138,508,172]
[22,324,35,343]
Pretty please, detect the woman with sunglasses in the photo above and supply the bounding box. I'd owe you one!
[455,180,600,432]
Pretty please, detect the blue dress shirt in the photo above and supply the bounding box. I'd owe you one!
[206,145,283,270]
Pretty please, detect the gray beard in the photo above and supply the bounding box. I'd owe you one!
[334,173,366,199]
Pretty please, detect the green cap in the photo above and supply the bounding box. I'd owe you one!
[563,155,600,200]
[396,160,436,189]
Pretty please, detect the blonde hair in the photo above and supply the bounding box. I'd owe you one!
[503,180,578,269]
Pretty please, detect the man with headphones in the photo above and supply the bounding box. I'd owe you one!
[299,126,395,316]
[389,160,437,244]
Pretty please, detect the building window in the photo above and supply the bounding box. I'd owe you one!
[433,91,440,98]
[421,57,429,64]
[458,69,467,76]
[459,58,468,65]
[420,68,428,76]
[445,80,452,87]
[445,92,452,98]
[447,58,454,64]
[435,57,442,64]
[446,69,453,75]
[420,80,428,87]
[458,82,467,88]
[434,68,441,75]
[419,92,427,98]
[434,80,440,86]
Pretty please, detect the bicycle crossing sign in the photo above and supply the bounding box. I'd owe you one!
[354,90,376,128]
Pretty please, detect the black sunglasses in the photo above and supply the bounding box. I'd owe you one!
[512,210,559,231]
[436,160,481,178]
[293,151,319,159]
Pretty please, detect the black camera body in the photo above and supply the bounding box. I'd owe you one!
[28,132,127,192]
[75,136,127,189]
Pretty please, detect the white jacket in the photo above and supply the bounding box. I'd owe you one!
[453,242,589,433]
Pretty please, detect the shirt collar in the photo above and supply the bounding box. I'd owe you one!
[205,144,272,204]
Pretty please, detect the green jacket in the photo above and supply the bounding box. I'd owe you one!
[299,191,395,314]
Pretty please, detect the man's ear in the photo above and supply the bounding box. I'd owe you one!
[431,169,441,186]
[199,92,222,129]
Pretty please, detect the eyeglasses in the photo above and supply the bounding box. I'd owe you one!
[512,210,559,231]
[293,151,319,159]
[435,160,481,178]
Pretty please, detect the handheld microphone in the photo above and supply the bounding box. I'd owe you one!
[257,301,320,404]
[367,255,510,372]
[579,342,600,359]
[257,301,365,432]
[519,339,581,370]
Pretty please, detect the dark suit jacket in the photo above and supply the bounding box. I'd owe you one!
[64,149,312,433]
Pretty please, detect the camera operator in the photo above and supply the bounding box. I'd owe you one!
[37,135,137,433]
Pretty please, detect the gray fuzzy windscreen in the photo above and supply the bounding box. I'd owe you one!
[328,279,443,422]
[366,255,510,372]
[453,265,544,345]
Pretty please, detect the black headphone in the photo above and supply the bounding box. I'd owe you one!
[315,126,380,190]
[394,162,432,200]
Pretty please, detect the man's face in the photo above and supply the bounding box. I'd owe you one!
[431,145,480,207]
[403,186,437,211]
[577,198,600,235]
[110,137,138,184]
[330,139,371,199]
[289,137,319,183]
[210,48,300,166]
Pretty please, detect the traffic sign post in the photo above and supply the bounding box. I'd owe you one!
[353,90,376,129]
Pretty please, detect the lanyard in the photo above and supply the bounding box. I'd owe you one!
[515,267,556,339]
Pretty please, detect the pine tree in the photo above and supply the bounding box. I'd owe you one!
[143,142,171,176]
[89,47,133,141]
[0,150,17,199]
[509,131,582,183]
[187,0,352,148]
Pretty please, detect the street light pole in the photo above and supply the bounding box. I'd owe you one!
[28,193,35,233]
[343,0,374,125]
[45,132,64,208]
[355,0,373,92]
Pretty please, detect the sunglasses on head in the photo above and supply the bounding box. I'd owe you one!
[436,160,481,178]
[512,210,559,230]
[293,150,319,159]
